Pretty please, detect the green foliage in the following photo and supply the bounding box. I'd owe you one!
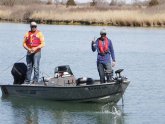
[149,0,159,6]
[66,0,76,6]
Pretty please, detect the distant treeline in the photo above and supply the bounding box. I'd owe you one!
[0,0,164,27]
[0,0,160,7]
[0,0,40,6]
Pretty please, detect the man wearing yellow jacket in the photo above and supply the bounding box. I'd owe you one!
[23,22,45,84]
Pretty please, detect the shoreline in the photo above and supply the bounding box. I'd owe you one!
[0,5,165,27]
[1,19,165,28]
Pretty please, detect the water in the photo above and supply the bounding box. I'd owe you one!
[0,23,165,124]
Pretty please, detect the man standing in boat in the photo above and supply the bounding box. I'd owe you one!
[23,22,45,84]
[91,28,115,83]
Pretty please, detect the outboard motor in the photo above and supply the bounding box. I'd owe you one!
[11,63,27,84]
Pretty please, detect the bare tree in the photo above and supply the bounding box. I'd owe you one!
[49,0,59,4]
[47,0,53,4]
[61,0,67,5]
[54,0,61,6]
[110,0,117,5]
[0,0,40,6]
[90,0,97,6]
[0,0,16,6]
[110,0,126,5]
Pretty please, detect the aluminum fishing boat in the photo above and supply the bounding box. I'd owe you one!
[0,63,130,103]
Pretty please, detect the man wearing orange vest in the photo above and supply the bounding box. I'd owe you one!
[23,22,45,84]
[91,29,115,83]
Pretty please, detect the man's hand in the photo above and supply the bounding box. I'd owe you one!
[27,47,37,54]
[92,41,96,46]
[112,61,116,67]
[31,47,39,53]
[91,41,96,52]
[27,48,32,53]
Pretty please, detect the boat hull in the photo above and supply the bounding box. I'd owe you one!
[0,81,129,103]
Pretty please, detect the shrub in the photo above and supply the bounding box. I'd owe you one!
[0,0,40,6]
[90,0,96,6]
[0,0,15,6]
[66,0,76,7]
[149,0,159,6]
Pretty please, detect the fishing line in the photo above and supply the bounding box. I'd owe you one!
[0,55,26,76]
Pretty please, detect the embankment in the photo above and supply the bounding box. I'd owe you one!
[0,4,165,27]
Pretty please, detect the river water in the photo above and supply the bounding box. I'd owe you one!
[0,23,165,124]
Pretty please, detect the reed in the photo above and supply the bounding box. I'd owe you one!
[30,8,165,27]
[0,9,11,20]
[0,4,165,27]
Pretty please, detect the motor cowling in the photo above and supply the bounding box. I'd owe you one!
[11,63,27,84]
[114,69,127,83]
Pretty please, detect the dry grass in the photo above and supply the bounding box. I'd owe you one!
[0,10,11,19]
[30,5,165,27]
[0,4,165,27]
[0,6,11,19]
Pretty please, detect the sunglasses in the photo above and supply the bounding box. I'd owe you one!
[101,33,106,36]
[31,26,37,28]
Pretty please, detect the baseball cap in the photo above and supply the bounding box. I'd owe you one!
[30,22,37,27]
[100,28,107,35]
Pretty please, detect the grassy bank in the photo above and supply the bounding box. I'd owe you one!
[0,4,165,27]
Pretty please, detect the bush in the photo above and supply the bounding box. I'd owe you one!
[90,2,96,6]
[0,0,15,6]
[90,0,96,6]
[0,0,40,6]
[110,0,117,6]
[149,0,159,6]
[66,0,76,7]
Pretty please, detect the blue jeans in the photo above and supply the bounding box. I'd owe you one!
[97,62,113,83]
[25,51,41,82]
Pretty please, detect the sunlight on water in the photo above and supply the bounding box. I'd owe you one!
[101,103,122,116]
[112,106,122,116]
[99,103,124,124]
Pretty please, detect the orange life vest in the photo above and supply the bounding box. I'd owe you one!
[98,37,109,54]
[25,30,41,48]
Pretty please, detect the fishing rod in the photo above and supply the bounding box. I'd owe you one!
[0,55,26,76]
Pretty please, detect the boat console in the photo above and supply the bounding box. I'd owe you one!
[46,65,76,86]
[54,65,73,78]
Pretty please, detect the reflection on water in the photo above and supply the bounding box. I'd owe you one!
[1,97,124,124]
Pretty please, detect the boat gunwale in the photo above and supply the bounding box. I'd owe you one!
[0,80,130,89]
